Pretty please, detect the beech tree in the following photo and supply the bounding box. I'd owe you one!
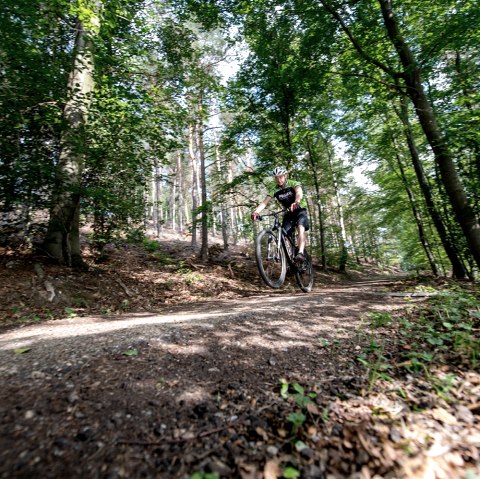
[43,1,101,266]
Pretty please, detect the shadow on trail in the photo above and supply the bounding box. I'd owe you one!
[0,281,420,479]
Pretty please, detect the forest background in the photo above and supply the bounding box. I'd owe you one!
[1,0,480,280]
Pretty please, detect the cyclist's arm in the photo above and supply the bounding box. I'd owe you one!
[253,195,272,215]
[290,185,303,211]
[294,185,303,203]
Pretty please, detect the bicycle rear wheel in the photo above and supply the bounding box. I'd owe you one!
[255,229,286,289]
[295,249,314,292]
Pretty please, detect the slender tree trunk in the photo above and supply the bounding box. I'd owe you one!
[228,163,238,245]
[171,160,177,232]
[150,171,156,235]
[43,15,99,267]
[177,150,184,233]
[214,132,229,249]
[305,140,326,269]
[393,148,438,275]
[156,164,163,236]
[327,153,348,272]
[395,94,468,278]
[188,123,198,247]
[197,118,208,261]
[379,0,480,272]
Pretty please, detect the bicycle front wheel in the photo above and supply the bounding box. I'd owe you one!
[295,249,314,292]
[255,229,286,289]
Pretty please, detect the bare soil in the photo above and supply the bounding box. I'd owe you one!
[0,233,479,479]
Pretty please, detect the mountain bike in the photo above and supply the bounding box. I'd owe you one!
[254,210,314,292]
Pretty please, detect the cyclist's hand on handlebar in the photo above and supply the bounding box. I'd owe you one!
[290,202,300,212]
[251,212,260,221]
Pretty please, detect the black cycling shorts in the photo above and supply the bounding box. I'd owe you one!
[282,208,310,236]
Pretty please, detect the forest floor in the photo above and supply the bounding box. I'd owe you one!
[0,230,479,479]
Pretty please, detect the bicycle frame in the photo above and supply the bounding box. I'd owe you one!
[255,209,314,292]
[259,210,296,265]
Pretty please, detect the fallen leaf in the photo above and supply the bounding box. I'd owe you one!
[306,402,320,415]
[264,459,280,479]
[432,407,457,425]
[255,426,268,440]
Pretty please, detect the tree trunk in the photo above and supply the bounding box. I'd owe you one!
[43,14,99,267]
[188,123,198,247]
[214,132,229,250]
[228,163,238,246]
[379,0,480,272]
[305,140,326,269]
[393,146,438,276]
[156,164,163,236]
[171,158,177,231]
[197,119,208,261]
[327,152,348,272]
[176,150,184,233]
[395,93,468,278]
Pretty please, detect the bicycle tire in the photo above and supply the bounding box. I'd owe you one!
[255,229,286,289]
[295,248,314,292]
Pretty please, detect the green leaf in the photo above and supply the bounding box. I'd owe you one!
[294,440,308,451]
[123,348,139,356]
[287,411,306,426]
[292,383,304,395]
[427,337,443,346]
[280,379,289,399]
[283,466,301,478]
[14,348,31,355]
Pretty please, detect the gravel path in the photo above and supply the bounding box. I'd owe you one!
[2,278,461,479]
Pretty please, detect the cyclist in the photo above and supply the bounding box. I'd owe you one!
[251,166,309,263]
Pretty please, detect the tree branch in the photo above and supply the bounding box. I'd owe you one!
[319,0,401,79]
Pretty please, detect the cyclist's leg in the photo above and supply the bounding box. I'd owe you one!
[282,214,294,238]
[297,224,306,254]
[295,209,309,255]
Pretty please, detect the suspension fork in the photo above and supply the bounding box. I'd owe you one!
[276,225,284,258]
[270,214,283,259]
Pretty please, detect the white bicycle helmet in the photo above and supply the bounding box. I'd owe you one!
[271,166,287,176]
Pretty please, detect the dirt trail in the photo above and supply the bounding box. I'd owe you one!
[0,277,409,372]
[0,277,472,479]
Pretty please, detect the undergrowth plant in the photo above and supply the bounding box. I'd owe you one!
[361,287,479,400]
[412,290,480,367]
[278,379,320,479]
[356,346,393,393]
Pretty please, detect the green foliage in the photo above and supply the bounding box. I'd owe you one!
[365,311,393,328]
[189,472,219,479]
[122,348,139,357]
[126,228,145,244]
[2,0,479,276]
[287,411,306,435]
[416,290,480,367]
[64,307,77,319]
[143,238,160,253]
[14,348,32,355]
[356,348,393,393]
[279,379,317,409]
[363,287,480,399]
[282,466,301,478]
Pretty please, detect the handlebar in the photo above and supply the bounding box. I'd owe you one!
[256,209,289,221]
